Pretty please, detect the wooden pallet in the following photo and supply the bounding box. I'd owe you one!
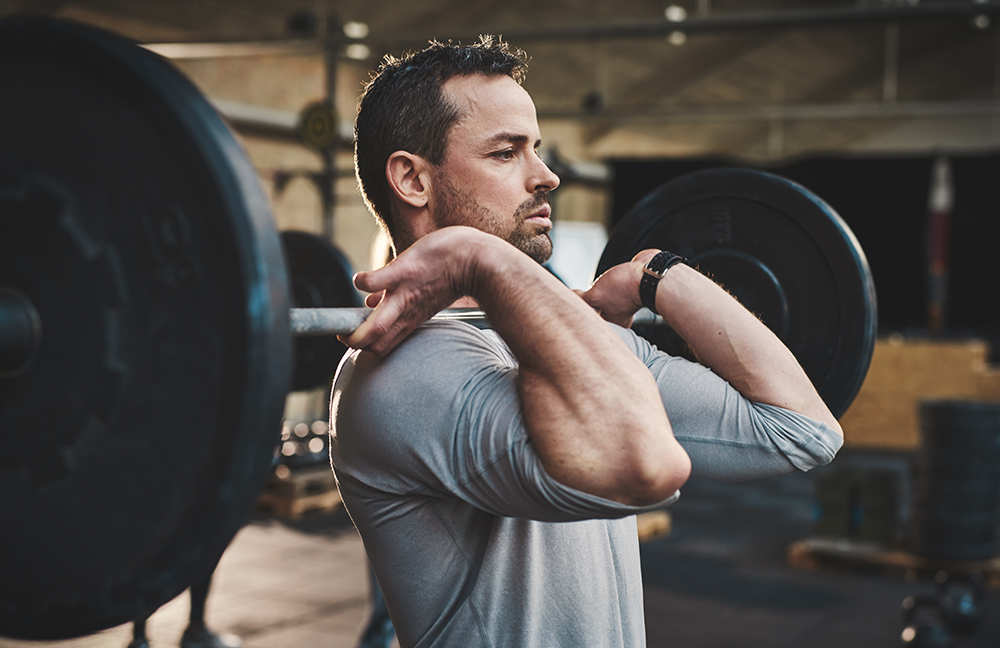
[637,510,672,543]
[262,464,336,498]
[788,537,1000,587]
[256,464,341,519]
[257,487,342,519]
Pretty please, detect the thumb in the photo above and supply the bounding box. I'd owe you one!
[353,264,399,295]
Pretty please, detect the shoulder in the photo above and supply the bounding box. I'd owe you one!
[330,320,520,495]
[340,320,512,384]
[332,320,515,425]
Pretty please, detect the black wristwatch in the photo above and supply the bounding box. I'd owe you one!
[640,251,687,315]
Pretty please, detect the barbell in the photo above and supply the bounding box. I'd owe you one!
[0,16,876,640]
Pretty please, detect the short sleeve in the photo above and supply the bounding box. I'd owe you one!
[608,325,843,481]
[330,321,678,523]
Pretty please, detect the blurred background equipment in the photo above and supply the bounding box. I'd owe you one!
[909,400,1000,562]
[281,230,363,392]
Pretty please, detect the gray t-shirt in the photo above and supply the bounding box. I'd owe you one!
[330,320,841,648]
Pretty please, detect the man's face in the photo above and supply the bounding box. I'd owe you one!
[429,74,561,264]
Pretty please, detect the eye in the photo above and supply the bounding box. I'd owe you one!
[492,150,515,161]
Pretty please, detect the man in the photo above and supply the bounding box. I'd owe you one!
[331,37,843,647]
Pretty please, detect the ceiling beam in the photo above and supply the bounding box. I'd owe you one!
[393,1,1000,46]
[574,33,786,144]
[143,2,1000,59]
[710,24,993,156]
[540,99,1000,123]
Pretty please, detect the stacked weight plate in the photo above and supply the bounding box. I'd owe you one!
[910,400,1000,561]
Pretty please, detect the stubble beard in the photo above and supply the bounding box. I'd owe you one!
[433,176,553,265]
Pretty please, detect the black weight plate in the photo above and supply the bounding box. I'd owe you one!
[0,18,290,639]
[281,231,362,391]
[918,400,1000,448]
[597,168,876,419]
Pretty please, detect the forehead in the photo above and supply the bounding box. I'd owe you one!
[441,74,540,147]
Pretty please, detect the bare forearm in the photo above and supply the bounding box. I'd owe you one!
[656,263,842,434]
[582,251,841,434]
[472,238,690,504]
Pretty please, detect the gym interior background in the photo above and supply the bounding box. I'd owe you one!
[3,1,1000,647]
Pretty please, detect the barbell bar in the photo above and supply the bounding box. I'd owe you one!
[0,299,667,374]
[0,16,875,641]
[286,306,667,338]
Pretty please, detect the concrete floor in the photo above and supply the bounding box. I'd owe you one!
[4,450,1000,648]
[0,508,372,648]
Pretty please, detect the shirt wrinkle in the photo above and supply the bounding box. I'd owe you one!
[330,319,842,647]
[447,363,524,494]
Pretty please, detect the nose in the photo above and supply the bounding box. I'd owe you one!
[531,155,561,193]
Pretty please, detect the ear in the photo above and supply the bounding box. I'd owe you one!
[386,151,431,209]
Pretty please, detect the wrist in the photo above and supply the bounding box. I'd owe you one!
[640,251,688,315]
[463,230,538,299]
[415,226,497,301]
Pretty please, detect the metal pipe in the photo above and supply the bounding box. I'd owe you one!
[321,14,342,240]
[145,2,1000,56]
[0,299,662,359]
[883,22,900,104]
[289,306,667,337]
[291,307,372,336]
[210,99,298,140]
[537,99,1000,123]
[142,40,320,59]
[210,98,354,144]
[384,1,1000,45]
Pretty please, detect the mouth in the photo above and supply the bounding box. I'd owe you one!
[524,204,552,229]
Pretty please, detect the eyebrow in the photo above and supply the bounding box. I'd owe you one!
[485,132,540,148]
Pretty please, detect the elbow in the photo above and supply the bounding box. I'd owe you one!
[808,406,843,440]
[621,442,691,507]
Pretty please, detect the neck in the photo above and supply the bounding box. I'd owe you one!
[449,296,479,309]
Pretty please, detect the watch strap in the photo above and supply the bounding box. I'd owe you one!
[640,251,687,315]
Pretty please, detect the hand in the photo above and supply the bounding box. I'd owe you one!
[340,227,484,356]
[578,249,660,327]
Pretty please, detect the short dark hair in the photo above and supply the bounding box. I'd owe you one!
[354,36,529,243]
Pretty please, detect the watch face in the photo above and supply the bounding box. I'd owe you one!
[640,270,661,314]
[647,251,684,277]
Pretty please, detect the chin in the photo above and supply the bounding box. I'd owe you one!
[524,236,553,265]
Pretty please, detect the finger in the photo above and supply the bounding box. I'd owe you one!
[365,290,384,308]
[367,318,416,357]
[344,290,428,357]
[361,312,426,357]
[344,297,403,351]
